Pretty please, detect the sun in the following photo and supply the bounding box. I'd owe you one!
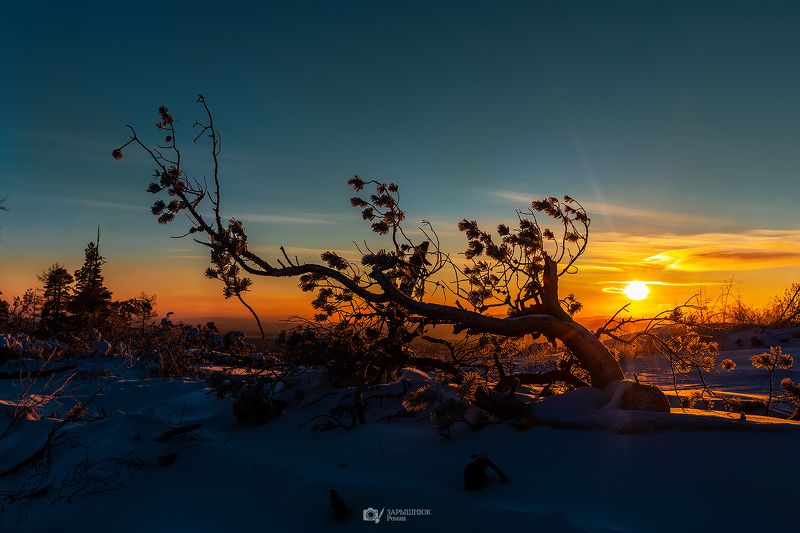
[623,281,650,301]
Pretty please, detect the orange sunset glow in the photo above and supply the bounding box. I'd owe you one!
[4,223,799,332]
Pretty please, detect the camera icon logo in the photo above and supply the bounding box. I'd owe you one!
[362,507,384,524]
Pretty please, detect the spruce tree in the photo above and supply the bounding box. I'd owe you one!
[38,263,74,329]
[69,230,112,327]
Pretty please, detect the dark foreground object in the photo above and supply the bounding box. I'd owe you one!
[329,489,350,520]
[464,453,510,491]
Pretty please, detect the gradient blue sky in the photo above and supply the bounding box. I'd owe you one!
[2,1,800,328]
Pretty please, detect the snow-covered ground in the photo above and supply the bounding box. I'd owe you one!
[2,355,799,532]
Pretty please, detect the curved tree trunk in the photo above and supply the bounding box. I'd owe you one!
[226,249,627,388]
[368,271,625,388]
[225,250,628,388]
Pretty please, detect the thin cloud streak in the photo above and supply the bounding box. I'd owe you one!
[600,280,725,297]
[492,190,725,230]
[574,264,625,273]
[583,229,800,272]
[644,247,800,272]
[601,287,628,295]
[41,196,141,211]
[601,280,722,293]
[240,213,338,225]
[1,129,114,150]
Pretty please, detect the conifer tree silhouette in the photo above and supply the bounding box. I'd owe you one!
[69,227,112,328]
[38,263,74,330]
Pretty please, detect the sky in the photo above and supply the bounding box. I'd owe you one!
[2,0,800,333]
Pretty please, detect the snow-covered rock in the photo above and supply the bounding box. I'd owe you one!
[601,379,670,412]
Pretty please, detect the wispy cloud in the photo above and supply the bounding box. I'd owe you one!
[601,286,628,295]
[601,280,719,293]
[581,228,800,273]
[42,196,141,211]
[240,213,337,225]
[492,190,726,230]
[1,129,113,150]
[601,280,723,295]
[574,264,625,273]
[644,247,800,272]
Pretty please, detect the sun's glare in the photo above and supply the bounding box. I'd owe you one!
[623,281,650,301]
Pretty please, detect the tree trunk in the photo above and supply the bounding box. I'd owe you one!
[369,270,625,388]
[546,319,625,388]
